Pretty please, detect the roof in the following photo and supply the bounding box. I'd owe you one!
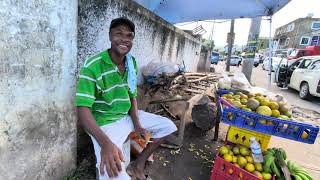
[133,0,290,23]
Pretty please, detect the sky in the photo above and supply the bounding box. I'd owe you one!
[175,0,320,49]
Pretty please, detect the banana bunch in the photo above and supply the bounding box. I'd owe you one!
[287,160,313,180]
[264,148,285,180]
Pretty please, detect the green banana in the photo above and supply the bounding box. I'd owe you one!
[279,148,287,160]
[287,160,294,172]
[275,150,285,167]
[263,155,275,173]
[296,171,313,180]
[271,161,281,179]
[267,148,275,155]
[293,174,303,180]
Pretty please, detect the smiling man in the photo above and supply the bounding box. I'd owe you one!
[76,17,177,180]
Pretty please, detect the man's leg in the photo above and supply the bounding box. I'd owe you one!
[127,110,177,179]
[90,117,134,180]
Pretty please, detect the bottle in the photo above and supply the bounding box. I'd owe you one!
[250,137,264,163]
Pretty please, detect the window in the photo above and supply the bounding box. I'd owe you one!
[311,21,320,30]
[287,23,295,32]
[285,38,290,46]
[308,60,320,70]
[300,37,310,45]
[298,59,312,69]
[311,36,320,46]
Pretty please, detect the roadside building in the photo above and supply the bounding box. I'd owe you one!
[273,17,320,50]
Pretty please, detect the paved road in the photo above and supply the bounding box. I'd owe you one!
[213,61,320,179]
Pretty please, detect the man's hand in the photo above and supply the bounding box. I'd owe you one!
[100,141,125,178]
[134,125,150,141]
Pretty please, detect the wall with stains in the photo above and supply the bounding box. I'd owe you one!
[0,0,201,179]
[78,0,202,81]
[0,0,77,179]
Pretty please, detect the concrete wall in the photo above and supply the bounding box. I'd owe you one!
[0,0,201,179]
[0,0,78,180]
[78,0,201,81]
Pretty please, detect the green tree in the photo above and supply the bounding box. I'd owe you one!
[201,38,215,49]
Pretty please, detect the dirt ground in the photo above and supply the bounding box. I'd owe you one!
[69,116,228,180]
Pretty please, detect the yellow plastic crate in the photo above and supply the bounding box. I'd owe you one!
[227,126,271,151]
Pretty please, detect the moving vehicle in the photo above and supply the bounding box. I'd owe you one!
[287,46,320,60]
[262,57,288,72]
[227,56,242,66]
[211,51,220,64]
[275,56,320,99]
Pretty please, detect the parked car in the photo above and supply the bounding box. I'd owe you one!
[262,57,287,72]
[287,46,320,60]
[275,56,320,99]
[227,56,242,66]
[210,51,220,64]
[219,55,225,61]
[254,54,261,67]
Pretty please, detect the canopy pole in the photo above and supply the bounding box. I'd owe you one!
[268,16,273,90]
[226,19,235,72]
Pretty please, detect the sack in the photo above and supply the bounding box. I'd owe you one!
[129,132,154,162]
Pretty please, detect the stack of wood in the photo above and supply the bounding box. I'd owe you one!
[169,72,222,94]
[141,72,222,148]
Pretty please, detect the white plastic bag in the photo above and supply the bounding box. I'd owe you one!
[141,61,180,77]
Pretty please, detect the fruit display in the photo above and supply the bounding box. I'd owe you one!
[220,91,292,120]
[218,144,273,180]
[217,145,313,180]
[218,90,319,144]
[212,88,316,180]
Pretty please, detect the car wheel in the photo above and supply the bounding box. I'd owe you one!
[299,82,311,99]
[237,62,241,66]
[254,64,258,67]
[262,64,265,70]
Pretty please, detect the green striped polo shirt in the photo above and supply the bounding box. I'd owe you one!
[76,50,138,126]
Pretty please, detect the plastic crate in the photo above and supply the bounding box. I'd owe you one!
[217,90,320,144]
[227,126,271,151]
[211,151,275,180]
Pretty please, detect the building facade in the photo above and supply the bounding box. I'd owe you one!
[273,17,320,50]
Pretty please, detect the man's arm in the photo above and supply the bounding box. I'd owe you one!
[129,98,149,140]
[77,106,111,147]
[128,97,141,128]
[77,107,124,177]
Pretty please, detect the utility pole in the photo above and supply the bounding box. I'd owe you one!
[242,17,262,82]
[226,19,235,72]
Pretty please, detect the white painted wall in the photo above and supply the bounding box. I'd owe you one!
[0,0,78,179]
[78,0,202,82]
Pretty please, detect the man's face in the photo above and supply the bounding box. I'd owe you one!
[109,25,134,56]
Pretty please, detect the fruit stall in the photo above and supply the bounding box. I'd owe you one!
[210,74,319,180]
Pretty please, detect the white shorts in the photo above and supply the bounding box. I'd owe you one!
[90,110,177,180]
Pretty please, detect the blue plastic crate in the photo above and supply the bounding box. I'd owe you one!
[217,90,320,144]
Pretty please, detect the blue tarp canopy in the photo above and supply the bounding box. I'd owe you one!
[134,0,291,23]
